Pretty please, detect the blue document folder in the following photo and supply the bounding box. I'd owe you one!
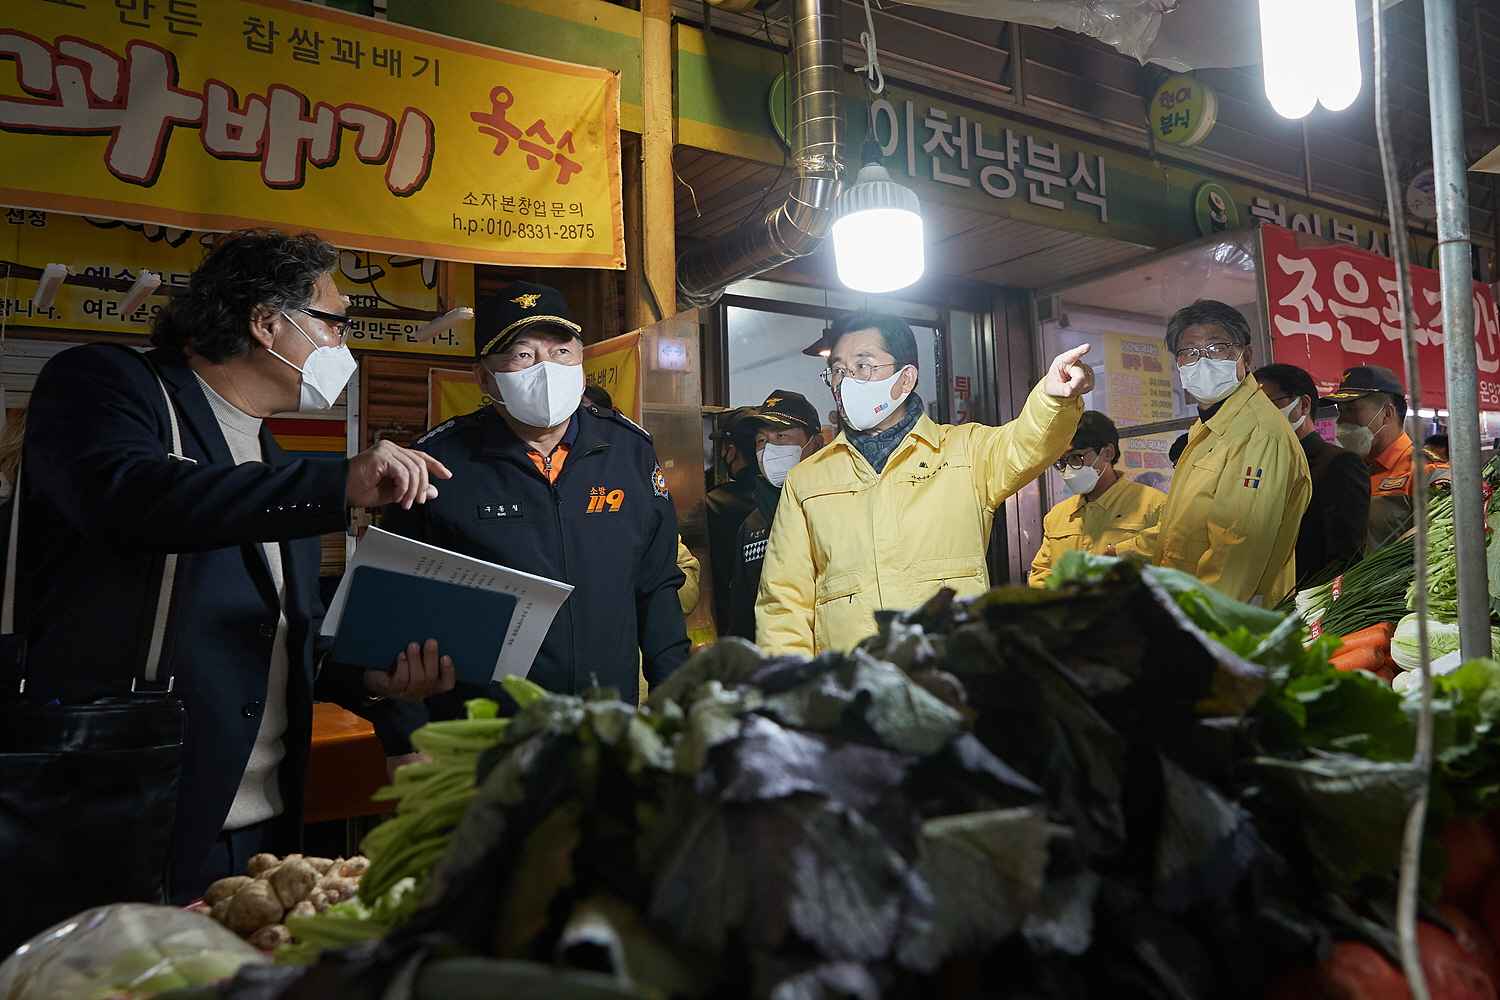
[331,566,518,687]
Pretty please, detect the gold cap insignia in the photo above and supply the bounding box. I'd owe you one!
[512,293,541,309]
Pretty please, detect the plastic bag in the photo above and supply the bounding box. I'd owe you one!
[0,904,267,999]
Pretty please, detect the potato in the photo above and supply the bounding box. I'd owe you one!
[224,880,284,935]
[304,857,335,876]
[205,875,254,906]
[246,853,280,878]
[268,858,319,909]
[248,924,292,951]
[318,875,358,904]
[289,900,316,920]
[338,856,369,879]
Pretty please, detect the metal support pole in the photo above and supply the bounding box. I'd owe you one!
[1425,0,1491,659]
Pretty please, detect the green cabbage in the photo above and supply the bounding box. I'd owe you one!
[1391,614,1462,671]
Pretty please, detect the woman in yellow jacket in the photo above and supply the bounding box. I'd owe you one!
[755,312,1092,658]
[1028,411,1166,588]
[1114,301,1310,606]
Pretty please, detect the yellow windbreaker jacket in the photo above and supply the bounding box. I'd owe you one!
[1115,375,1310,605]
[755,382,1081,657]
[1028,477,1167,588]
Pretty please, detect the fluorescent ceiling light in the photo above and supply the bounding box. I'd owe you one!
[832,157,924,294]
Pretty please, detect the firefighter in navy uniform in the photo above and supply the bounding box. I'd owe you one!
[722,390,823,640]
[382,282,689,716]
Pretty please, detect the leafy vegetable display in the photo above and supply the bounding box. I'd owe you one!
[194,554,1500,1000]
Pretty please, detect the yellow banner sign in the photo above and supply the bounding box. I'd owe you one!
[584,332,640,422]
[428,334,642,428]
[429,366,486,427]
[0,209,476,355]
[0,0,624,269]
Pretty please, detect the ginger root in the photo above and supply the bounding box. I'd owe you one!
[204,875,253,906]
[223,880,284,935]
[268,858,319,909]
[246,853,280,878]
[337,856,370,879]
[317,875,358,904]
[248,924,292,951]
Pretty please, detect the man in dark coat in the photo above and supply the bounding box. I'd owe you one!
[1256,363,1369,584]
[14,231,453,943]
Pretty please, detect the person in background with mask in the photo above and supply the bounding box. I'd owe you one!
[1425,434,1450,464]
[1322,365,1449,550]
[1113,300,1309,605]
[383,282,689,716]
[1027,411,1165,588]
[721,389,822,639]
[15,230,453,929]
[705,408,759,633]
[583,383,701,617]
[1255,363,1369,585]
[757,312,1090,657]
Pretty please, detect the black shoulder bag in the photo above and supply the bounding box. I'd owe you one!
[0,365,188,954]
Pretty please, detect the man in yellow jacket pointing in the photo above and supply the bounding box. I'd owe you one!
[755,312,1091,657]
[1114,300,1310,606]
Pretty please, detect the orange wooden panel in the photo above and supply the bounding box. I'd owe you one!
[303,702,394,823]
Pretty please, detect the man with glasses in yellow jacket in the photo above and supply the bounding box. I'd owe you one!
[755,312,1092,657]
[1028,411,1166,588]
[1113,300,1310,606]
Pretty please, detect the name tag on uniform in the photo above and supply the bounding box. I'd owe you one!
[478,502,524,520]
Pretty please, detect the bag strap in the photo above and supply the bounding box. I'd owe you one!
[1,363,184,687]
[141,370,182,684]
[2,459,20,637]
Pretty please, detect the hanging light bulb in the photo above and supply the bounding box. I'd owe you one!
[832,141,924,294]
[1259,0,1362,119]
[1318,0,1363,112]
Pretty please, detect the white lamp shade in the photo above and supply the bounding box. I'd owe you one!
[1317,0,1363,112]
[1259,0,1317,119]
[831,163,925,294]
[1259,0,1361,119]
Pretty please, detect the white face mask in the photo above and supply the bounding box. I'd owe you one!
[1336,409,1385,457]
[1061,461,1101,497]
[1279,397,1307,433]
[490,360,585,429]
[270,311,357,413]
[758,441,802,488]
[838,367,913,432]
[1177,356,1242,406]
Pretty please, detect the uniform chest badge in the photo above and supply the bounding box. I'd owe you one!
[587,487,625,513]
[1379,474,1410,492]
[478,502,524,520]
[1241,466,1263,489]
[652,464,671,500]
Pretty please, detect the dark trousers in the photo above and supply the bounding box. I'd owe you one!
[170,818,276,904]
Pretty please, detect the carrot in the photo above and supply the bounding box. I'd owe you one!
[1339,622,1395,646]
[1331,647,1383,674]
[1336,632,1393,657]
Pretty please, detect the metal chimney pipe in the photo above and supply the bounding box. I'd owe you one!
[676,0,846,306]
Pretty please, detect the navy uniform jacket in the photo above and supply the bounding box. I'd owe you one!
[382,403,689,710]
[17,344,366,904]
[705,466,757,632]
[724,505,772,640]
